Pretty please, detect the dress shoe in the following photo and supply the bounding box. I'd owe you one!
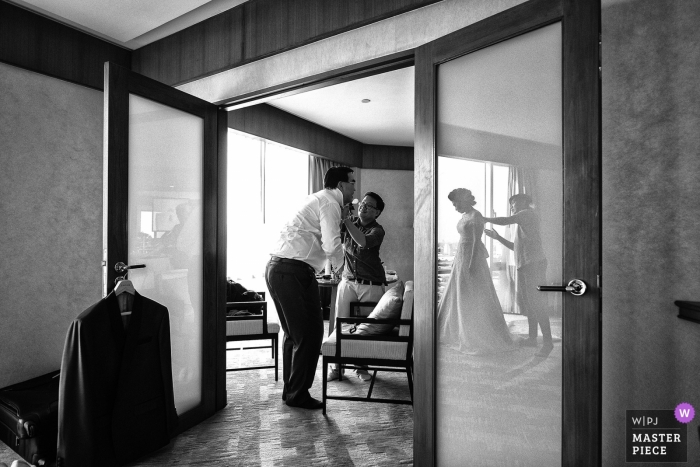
[286,397,324,410]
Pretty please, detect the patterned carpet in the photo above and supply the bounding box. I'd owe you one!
[0,322,414,467]
[1,317,561,467]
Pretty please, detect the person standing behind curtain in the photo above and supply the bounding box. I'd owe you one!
[484,193,554,357]
[265,166,355,409]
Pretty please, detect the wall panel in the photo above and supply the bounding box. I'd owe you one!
[132,0,440,86]
[363,144,414,170]
[0,62,103,388]
[0,1,131,90]
[361,169,414,283]
[228,104,363,167]
[601,0,700,464]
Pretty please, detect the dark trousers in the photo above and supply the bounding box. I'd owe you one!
[265,257,323,404]
[517,259,553,343]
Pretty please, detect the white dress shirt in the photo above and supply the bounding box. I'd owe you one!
[270,188,345,272]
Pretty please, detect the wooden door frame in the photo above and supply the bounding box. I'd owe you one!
[189,0,600,461]
[414,0,601,465]
[103,62,228,432]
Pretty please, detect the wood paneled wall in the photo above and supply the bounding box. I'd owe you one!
[363,144,414,170]
[228,104,363,167]
[0,1,131,90]
[133,0,440,86]
[228,104,416,170]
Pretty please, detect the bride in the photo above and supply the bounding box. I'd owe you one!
[437,188,516,354]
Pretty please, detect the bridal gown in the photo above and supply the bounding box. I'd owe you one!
[437,210,516,354]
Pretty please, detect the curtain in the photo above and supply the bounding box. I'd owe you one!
[308,155,340,194]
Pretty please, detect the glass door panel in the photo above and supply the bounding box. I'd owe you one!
[127,94,204,414]
[435,22,563,466]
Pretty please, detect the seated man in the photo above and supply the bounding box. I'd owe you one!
[328,191,387,382]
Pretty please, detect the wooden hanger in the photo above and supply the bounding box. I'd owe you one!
[114,278,135,316]
[114,279,135,296]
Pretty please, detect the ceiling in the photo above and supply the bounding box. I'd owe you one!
[6,0,248,49]
[268,66,416,147]
[9,0,416,146]
[10,0,561,149]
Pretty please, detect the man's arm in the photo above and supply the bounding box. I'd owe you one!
[342,218,385,248]
[319,200,344,269]
[484,214,515,226]
[484,228,514,251]
[484,210,526,226]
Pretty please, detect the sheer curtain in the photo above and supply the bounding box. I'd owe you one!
[308,155,340,194]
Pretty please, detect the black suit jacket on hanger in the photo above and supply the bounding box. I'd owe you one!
[57,291,178,466]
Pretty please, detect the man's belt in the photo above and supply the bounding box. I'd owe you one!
[269,256,315,274]
[345,277,385,286]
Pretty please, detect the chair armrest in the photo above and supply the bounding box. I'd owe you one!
[225,300,271,334]
[335,316,411,342]
[226,301,266,311]
[226,301,267,323]
[333,316,412,358]
[336,317,410,326]
[349,301,378,317]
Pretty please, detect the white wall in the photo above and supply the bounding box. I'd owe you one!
[361,169,414,283]
[602,0,700,464]
[0,63,103,388]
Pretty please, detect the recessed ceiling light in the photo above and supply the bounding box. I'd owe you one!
[361,99,371,103]
[169,185,175,188]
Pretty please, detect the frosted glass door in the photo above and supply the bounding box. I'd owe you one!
[103,62,226,431]
[127,94,204,414]
[435,23,563,466]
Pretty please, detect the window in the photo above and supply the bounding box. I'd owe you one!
[437,157,514,312]
[227,130,309,290]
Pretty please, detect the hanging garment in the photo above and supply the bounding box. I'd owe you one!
[57,291,178,466]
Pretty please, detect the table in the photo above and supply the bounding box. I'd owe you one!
[320,275,398,336]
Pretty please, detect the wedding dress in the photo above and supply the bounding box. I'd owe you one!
[437,210,516,354]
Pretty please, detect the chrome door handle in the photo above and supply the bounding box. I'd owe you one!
[538,279,587,296]
[114,262,146,282]
[114,262,146,274]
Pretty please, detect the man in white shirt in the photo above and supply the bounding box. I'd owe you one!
[265,166,355,409]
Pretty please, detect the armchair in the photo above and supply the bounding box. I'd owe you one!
[225,292,279,380]
[321,281,414,414]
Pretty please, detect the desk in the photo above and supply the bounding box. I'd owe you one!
[321,275,398,336]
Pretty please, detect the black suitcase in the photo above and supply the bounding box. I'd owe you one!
[0,370,60,467]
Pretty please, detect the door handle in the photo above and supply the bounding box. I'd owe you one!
[538,279,587,296]
[114,262,146,282]
[114,262,146,274]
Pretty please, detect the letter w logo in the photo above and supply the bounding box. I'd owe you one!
[679,409,691,418]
